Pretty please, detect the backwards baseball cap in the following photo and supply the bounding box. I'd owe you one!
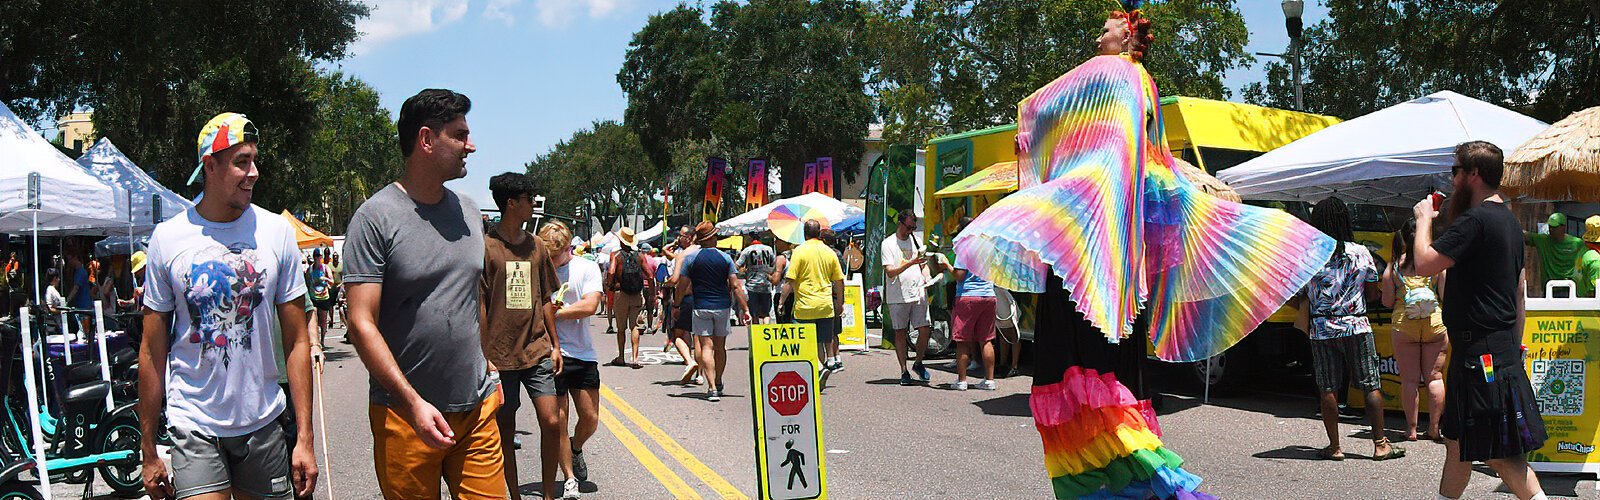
[1549,212,1568,228]
[1585,216,1600,244]
[187,112,259,185]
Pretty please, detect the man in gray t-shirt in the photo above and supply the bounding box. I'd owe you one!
[343,89,506,498]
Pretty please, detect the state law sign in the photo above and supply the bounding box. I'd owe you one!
[751,324,827,500]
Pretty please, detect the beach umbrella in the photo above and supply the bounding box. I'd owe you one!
[1504,106,1600,202]
[766,203,829,244]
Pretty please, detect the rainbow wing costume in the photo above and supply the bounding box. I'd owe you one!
[953,55,1334,362]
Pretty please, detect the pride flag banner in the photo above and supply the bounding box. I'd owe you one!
[703,157,726,222]
[746,158,769,212]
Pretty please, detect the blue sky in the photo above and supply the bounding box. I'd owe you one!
[332,0,1329,209]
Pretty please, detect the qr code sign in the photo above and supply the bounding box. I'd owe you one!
[1532,359,1585,416]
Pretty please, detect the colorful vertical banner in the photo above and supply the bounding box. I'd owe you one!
[746,158,769,212]
[815,157,835,197]
[802,161,819,194]
[703,157,726,222]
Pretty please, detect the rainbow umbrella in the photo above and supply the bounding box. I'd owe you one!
[767,203,829,244]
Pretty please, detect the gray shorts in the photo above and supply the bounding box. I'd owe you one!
[886,301,931,330]
[1309,332,1382,393]
[693,309,732,337]
[170,416,293,499]
[501,358,559,417]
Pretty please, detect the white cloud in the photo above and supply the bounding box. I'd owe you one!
[352,0,471,54]
[484,0,520,26]
[533,0,623,28]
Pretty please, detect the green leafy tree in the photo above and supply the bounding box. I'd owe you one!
[527,121,662,233]
[0,0,368,211]
[293,72,404,234]
[619,1,875,197]
[866,0,1253,144]
[1242,0,1600,121]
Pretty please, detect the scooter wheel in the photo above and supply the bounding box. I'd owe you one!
[0,481,43,500]
[94,417,142,496]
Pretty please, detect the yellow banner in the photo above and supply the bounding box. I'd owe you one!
[1524,311,1600,467]
[839,285,867,351]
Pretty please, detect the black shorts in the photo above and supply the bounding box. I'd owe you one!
[673,298,696,332]
[311,298,334,311]
[747,291,772,318]
[556,357,601,394]
[500,358,559,415]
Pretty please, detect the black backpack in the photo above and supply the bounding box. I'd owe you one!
[616,249,645,294]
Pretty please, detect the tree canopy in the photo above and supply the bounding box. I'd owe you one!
[0,0,389,227]
[526,120,662,232]
[1243,0,1600,122]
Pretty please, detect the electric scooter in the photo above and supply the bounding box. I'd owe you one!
[3,307,143,498]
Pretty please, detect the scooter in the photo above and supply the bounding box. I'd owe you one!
[1,320,42,500]
[3,307,143,498]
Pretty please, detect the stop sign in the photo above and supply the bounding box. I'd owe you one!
[767,370,809,416]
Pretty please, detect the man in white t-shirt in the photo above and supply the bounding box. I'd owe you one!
[539,221,605,489]
[882,210,939,386]
[139,113,317,499]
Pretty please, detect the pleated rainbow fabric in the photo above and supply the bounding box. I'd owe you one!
[1033,367,1215,500]
[953,54,1335,362]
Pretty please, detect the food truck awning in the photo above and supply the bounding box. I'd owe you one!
[932,161,1018,198]
[1161,96,1343,156]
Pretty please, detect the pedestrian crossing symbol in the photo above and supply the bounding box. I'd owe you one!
[752,324,826,499]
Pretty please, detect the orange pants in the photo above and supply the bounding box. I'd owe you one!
[370,392,506,499]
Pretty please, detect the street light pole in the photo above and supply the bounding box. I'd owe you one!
[1282,0,1305,111]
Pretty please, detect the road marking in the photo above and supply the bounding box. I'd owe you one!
[600,406,702,499]
[602,385,749,499]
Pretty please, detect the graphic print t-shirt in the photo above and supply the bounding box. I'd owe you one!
[481,227,560,370]
[737,244,776,293]
[143,206,305,437]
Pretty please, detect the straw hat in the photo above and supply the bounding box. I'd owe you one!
[1504,106,1600,201]
[693,221,718,245]
[618,227,638,249]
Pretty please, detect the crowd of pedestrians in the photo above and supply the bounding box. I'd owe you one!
[112,84,1558,500]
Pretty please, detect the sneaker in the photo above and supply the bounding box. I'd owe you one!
[967,360,982,372]
[513,435,522,450]
[572,447,588,482]
[708,390,721,402]
[1005,367,1022,379]
[974,379,997,391]
[563,477,581,499]
[950,380,968,391]
[828,360,844,372]
[819,366,834,386]
[912,362,931,382]
[899,372,915,386]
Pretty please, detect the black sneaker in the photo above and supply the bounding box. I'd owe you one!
[572,447,588,482]
[899,372,914,386]
[708,390,722,402]
[912,362,931,382]
[1005,367,1022,379]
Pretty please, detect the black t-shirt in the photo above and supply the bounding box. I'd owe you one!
[1432,201,1524,333]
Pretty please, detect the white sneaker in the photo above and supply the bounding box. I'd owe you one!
[564,477,581,499]
[974,379,997,391]
[950,380,968,391]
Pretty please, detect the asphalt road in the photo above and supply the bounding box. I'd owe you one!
[50,319,1600,499]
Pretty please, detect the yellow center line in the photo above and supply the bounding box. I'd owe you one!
[600,405,702,499]
[601,384,750,499]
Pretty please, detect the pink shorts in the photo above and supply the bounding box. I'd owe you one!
[952,296,997,343]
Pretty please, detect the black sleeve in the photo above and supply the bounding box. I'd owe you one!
[1432,211,1480,263]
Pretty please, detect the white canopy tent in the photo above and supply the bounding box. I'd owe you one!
[715,192,866,235]
[1217,91,1549,207]
[636,220,666,244]
[77,137,193,231]
[0,103,127,234]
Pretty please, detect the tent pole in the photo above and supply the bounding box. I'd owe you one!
[32,210,40,305]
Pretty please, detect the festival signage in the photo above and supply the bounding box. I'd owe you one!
[751,324,828,499]
[1521,296,1600,473]
[704,157,727,222]
[802,161,819,195]
[747,158,770,212]
[839,278,867,351]
[815,157,835,198]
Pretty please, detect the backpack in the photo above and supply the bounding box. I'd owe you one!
[616,249,645,294]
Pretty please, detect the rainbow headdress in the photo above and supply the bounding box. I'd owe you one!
[952,55,1334,362]
[1035,367,1215,500]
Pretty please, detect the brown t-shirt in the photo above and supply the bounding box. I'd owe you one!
[481,227,560,370]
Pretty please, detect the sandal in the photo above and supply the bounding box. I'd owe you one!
[1318,446,1345,461]
[1371,438,1406,461]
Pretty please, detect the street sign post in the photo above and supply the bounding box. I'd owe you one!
[751,323,827,500]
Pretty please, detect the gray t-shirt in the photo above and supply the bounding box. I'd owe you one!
[342,184,494,412]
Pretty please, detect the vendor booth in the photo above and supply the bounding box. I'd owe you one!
[76,138,195,256]
[716,192,864,236]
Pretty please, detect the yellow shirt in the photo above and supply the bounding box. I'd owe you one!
[786,239,844,320]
